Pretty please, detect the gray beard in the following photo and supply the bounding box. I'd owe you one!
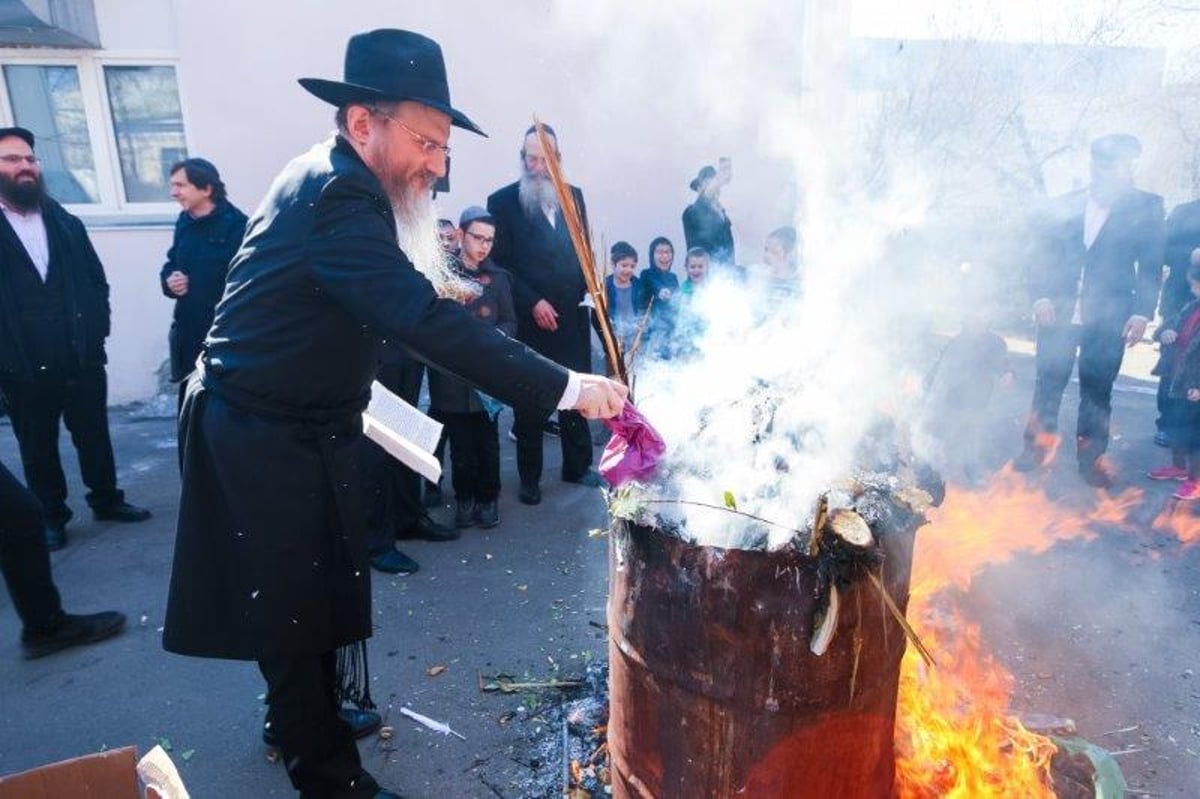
[518,172,559,220]
[394,189,474,301]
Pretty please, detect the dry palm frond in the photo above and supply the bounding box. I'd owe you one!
[532,116,627,385]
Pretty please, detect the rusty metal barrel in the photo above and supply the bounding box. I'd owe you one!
[607,518,917,798]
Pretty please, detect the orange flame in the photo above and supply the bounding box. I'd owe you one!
[894,468,1147,796]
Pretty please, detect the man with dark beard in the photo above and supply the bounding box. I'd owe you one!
[0,126,152,551]
[487,124,604,505]
[161,30,626,799]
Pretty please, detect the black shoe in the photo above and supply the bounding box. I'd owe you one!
[21,611,126,659]
[92,501,152,523]
[423,484,443,509]
[543,419,561,437]
[44,522,67,552]
[370,549,420,575]
[1079,461,1113,489]
[1155,430,1170,448]
[263,707,381,747]
[474,500,499,529]
[518,482,541,505]
[1012,448,1044,473]
[398,514,460,542]
[563,469,607,488]
[454,499,476,529]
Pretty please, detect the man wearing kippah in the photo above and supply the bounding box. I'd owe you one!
[1017,133,1165,487]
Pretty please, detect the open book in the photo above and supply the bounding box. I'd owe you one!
[362,380,444,483]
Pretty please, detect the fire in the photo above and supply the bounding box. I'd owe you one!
[894,468,1146,796]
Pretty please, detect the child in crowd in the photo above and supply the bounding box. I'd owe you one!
[428,206,516,528]
[681,247,709,297]
[921,309,1014,484]
[1149,255,1200,500]
[604,241,645,355]
[760,225,802,303]
[674,247,711,358]
[640,236,680,358]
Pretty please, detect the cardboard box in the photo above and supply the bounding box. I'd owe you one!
[0,745,188,799]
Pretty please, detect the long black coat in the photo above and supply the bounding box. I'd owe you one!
[0,198,110,380]
[162,137,568,661]
[1029,188,1165,334]
[1159,199,1200,322]
[159,200,248,382]
[682,196,735,265]
[487,181,592,372]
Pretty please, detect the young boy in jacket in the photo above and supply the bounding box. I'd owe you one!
[428,207,517,528]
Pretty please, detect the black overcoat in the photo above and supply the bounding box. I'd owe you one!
[159,200,248,382]
[1028,188,1165,335]
[1159,199,1200,322]
[0,198,110,380]
[162,137,568,661]
[682,196,735,265]
[486,181,592,372]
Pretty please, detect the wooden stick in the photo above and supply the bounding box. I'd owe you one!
[867,571,936,668]
[532,116,627,385]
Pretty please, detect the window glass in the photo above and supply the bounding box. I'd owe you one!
[104,65,187,203]
[3,64,100,204]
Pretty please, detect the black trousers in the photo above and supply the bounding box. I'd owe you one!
[1024,323,1126,465]
[0,459,63,634]
[1156,371,1170,434]
[513,406,593,485]
[258,651,379,798]
[0,366,122,526]
[441,411,500,501]
[364,358,425,556]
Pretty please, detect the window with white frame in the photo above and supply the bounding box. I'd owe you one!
[0,52,187,215]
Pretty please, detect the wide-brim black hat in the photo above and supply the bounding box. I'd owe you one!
[299,29,485,137]
[689,165,717,192]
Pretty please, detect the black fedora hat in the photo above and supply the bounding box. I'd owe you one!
[299,29,485,137]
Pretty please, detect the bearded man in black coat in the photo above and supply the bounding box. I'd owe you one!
[487,124,605,504]
[0,126,151,551]
[1015,134,1165,487]
[161,30,626,799]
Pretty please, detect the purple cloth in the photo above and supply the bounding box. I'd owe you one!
[600,402,665,486]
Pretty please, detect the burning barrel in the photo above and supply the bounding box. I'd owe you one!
[606,497,922,798]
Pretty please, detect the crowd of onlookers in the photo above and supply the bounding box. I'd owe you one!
[6,118,1200,659]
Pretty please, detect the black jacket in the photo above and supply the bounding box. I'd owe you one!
[487,181,592,371]
[682,196,735,265]
[428,258,518,414]
[1159,199,1200,322]
[0,197,110,380]
[1028,188,1165,333]
[163,137,568,660]
[160,200,248,382]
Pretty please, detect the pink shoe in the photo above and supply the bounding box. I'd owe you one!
[1174,480,1200,501]
[1148,465,1189,481]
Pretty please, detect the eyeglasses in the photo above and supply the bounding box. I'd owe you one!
[464,230,494,245]
[0,154,39,165]
[372,110,451,157]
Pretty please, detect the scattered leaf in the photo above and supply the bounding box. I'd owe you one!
[378,726,394,740]
[157,737,172,752]
[180,749,194,762]
[427,664,447,677]
[722,490,737,510]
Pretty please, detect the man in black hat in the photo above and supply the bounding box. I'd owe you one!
[487,124,605,505]
[1016,133,1165,487]
[161,30,626,799]
[682,159,736,267]
[0,126,152,550]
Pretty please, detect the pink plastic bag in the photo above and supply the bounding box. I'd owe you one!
[599,402,666,486]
